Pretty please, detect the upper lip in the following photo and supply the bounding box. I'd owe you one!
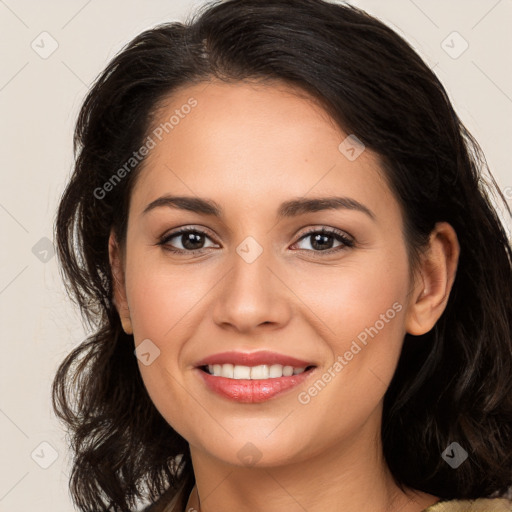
[195,350,316,368]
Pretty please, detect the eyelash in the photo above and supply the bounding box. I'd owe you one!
[157,226,355,256]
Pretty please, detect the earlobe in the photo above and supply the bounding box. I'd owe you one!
[406,222,460,336]
[108,230,133,335]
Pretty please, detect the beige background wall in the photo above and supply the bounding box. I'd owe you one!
[1,1,511,511]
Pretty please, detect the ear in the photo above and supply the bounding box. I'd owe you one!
[108,230,133,335]
[405,222,460,336]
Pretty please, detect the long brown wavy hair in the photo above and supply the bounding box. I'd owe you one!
[52,0,512,510]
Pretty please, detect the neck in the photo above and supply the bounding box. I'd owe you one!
[184,408,438,512]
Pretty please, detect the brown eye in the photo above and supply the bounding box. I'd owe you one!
[158,228,219,254]
[293,228,354,253]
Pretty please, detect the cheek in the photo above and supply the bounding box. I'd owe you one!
[125,251,211,341]
[299,247,409,345]
[290,268,409,442]
[295,245,410,400]
[124,261,204,435]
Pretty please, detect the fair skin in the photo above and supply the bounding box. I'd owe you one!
[109,80,459,512]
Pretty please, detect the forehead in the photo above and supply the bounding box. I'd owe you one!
[130,80,394,219]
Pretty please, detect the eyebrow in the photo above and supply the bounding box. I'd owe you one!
[142,195,376,220]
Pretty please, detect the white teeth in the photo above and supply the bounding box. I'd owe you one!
[205,363,309,379]
[221,363,234,378]
[282,365,294,377]
[250,365,269,379]
[233,365,251,379]
[269,364,283,378]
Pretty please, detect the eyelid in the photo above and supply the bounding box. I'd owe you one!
[296,226,354,243]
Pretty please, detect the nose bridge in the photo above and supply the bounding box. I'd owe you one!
[234,235,271,292]
[212,233,290,331]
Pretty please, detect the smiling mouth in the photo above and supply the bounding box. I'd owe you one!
[196,363,318,403]
[199,363,317,379]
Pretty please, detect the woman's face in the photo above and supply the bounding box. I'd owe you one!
[113,79,420,467]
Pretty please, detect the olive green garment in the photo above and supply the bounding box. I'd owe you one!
[422,498,512,512]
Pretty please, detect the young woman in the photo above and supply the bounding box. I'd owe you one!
[52,1,512,511]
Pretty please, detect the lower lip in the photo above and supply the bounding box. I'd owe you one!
[195,367,316,403]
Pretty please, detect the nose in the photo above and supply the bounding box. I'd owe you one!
[211,241,293,334]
